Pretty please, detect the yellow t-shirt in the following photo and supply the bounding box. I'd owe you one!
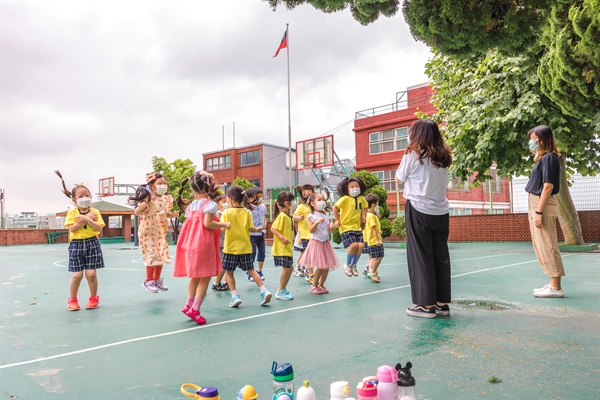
[64,207,105,240]
[334,195,368,233]
[271,211,294,257]
[221,207,253,254]
[294,203,312,240]
[363,212,381,247]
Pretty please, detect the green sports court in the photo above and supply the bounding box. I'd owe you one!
[1,241,598,399]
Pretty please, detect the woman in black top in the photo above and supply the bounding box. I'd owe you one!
[525,125,565,298]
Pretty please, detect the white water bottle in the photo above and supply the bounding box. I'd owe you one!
[330,381,350,400]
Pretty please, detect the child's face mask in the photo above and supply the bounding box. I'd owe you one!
[77,197,92,208]
[315,200,327,211]
[349,188,361,198]
[155,184,168,195]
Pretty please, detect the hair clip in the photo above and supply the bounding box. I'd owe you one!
[145,173,157,183]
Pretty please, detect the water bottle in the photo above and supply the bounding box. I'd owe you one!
[180,384,220,400]
[272,361,295,400]
[237,385,259,400]
[376,365,398,399]
[296,380,316,400]
[356,377,378,400]
[330,381,350,399]
[396,362,416,400]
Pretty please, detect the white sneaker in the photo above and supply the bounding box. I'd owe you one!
[155,278,168,291]
[143,280,158,293]
[533,284,550,294]
[534,285,564,298]
[351,264,359,277]
[343,264,353,277]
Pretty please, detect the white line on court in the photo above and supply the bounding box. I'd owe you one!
[2,253,575,370]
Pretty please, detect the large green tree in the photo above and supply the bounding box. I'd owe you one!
[265,0,399,25]
[402,0,549,55]
[151,156,196,242]
[426,48,600,244]
[538,0,600,124]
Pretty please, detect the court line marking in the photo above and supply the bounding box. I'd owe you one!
[2,254,575,370]
[50,252,523,271]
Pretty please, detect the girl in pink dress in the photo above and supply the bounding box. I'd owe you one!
[300,193,340,294]
[173,171,230,324]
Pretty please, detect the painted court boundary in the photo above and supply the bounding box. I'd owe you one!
[1,255,573,370]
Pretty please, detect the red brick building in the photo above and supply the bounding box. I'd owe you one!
[353,83,511,216]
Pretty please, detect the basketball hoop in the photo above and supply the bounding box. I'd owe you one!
[98,177,115,198]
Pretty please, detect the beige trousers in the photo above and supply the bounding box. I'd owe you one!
[528,194,565,277]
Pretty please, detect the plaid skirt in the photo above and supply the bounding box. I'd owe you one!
[366,244,384,258]
[341,231,364,248]
[273,255,294,268]
[222,253,254,272]
[68,237,105,272]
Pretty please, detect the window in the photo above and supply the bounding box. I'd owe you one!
[449,208,472,216]
[448,174,470,191]
[482,168,503,194]
[240,150,260,166]
[206,155,231,171]
[369,127,409,154]
[374,169,400,192]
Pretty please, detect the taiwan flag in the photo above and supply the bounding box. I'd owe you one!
[273,29,287,58]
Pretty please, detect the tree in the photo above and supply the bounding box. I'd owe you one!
[401,0,600,124]
[265,0,399,25]
[538,0,600,125]
[232,177,256,190]
[151,156,196,243]
[425,48,600,245]
[402,0,549,55]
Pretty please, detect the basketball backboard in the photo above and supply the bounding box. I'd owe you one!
[98,177,115,198]
[296,135,334,170]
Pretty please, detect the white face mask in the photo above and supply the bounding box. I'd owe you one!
[374,206,380,215]
[155,184,168,195]
[77,197,92,208]
[290,200,297,211]
[221,203,230,210]
[315,200,327,211]
[349,188,361,198]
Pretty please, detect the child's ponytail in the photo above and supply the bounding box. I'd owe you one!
[55,170,72,199]
[55,170,89,199]
[176,177,190,211]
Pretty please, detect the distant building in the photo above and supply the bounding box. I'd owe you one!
[202,142,348,200]
[353,83,511,217]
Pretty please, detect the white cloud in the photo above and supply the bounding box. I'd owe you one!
[0,1,431,215]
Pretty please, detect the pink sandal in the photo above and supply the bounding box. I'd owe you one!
[319,285,329,294]
[185,308,206,325]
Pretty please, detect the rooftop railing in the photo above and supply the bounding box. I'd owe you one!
[355,91,433,119]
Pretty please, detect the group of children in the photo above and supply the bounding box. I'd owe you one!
[56,170,385,325]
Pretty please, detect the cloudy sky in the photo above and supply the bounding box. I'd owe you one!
[1,0,431,215]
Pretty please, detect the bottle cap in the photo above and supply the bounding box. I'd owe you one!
[356,379,377,397]
[197,386,219,398]
[376,365,398,383]
[396,362,416,387]
[272,361,294,382]
[237,385,258,400]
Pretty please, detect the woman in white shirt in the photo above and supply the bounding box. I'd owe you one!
[395,119,453,318]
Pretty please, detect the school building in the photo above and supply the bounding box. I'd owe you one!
[353,82,511,217]
[202,143,351,202]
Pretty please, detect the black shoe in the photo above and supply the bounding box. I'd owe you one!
[434,304,450,316]
[211,283,222,291]
[406,305,436,318]
[220,282,230,291]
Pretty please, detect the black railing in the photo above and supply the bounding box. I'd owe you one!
[355,92,433,119]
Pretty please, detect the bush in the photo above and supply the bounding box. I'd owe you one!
[391,215,406,240]
[332,228,342,244]
[380,217,392,238]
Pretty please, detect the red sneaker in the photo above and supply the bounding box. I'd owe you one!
[86,295,100,309]
[67,298,80,311]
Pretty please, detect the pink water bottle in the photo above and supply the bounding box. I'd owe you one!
[376,365,398,399]
[356,378,378,400]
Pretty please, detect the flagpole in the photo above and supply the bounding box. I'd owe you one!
[286,23,293,192]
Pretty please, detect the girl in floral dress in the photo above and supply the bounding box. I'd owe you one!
[129,173,179,293]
